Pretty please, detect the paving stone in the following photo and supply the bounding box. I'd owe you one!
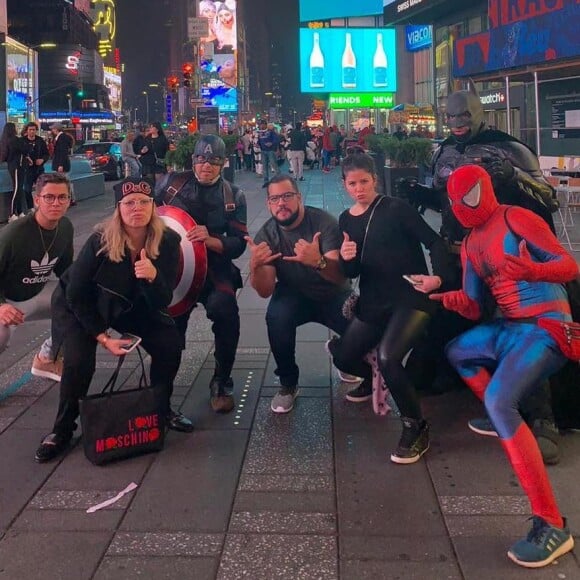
[0,428,62,531]
[42,442,153,491]
[426,432,523,497]
[120,431,247,532]
[107,531,222,556]
[10,378,54,398]
[94,556,217,580]
[334,428,448,537]
[263,341,332,387]
[217,534,338,580]
[234,490,335,514]
[173,341,212,386]
[0,530,111,580]
[0,417,16,433]
[180,367,263,430]
[242,398,332,476]
[445,515,534,538]
[439,495,529,516]
[340,559,462,580]
[238,474,333,493]
[238,313,270,347]
[12,507,124,531]
[229,511,336,534]
[29,489,133,510]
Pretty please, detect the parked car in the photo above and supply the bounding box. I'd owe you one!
[72,142,123,180]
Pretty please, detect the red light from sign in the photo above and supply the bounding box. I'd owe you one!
[115,48,121,73]
[71,117,80,124]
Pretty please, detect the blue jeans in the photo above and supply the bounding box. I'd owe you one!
[123,157,141,178]
[265,284,351,387]
[262,150,278,183]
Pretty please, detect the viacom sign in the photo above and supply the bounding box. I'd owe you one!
[480,90,506,107]
[405,24,432,52]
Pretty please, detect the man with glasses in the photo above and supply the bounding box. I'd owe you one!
[246,174,366,413]
[0,173,73,381]
[157,135,247,413]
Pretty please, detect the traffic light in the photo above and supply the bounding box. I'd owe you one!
[76,82,84,97]
[167,75,179,93]
[182,63,193,88]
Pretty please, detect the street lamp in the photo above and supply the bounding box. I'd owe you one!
[26,43,57,122]
[142,91,150,125]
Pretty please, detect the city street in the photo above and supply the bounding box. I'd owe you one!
[0,167,579,579]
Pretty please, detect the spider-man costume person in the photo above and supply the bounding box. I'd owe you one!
[401,87,562,460]
[431,165,577,568]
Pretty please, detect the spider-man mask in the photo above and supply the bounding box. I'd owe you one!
[447,164,499,228]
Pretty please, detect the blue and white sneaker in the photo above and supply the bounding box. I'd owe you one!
[507,516,574,568]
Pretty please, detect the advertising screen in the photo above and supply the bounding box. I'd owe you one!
[299,0,383,22]
[454,0,580,77]
[5,38,32,122]
[104,70,122,112]
[199,1,237,113]
[300,28,397,93]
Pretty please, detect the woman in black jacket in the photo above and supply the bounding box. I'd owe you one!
[0,122,25,218]
[35,178,192,463]
[327,150,453,465]
[139,122,169,184]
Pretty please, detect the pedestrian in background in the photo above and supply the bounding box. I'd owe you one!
[121,131,142,177]
[0,122,26,220]
[19,122,49,211]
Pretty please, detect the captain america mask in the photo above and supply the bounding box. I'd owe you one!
[447,165,499,228]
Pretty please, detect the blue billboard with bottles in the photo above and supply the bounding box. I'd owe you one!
[299,0,383,21]
[300,28,397,93]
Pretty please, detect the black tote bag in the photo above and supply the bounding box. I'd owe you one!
[79,349,166,465]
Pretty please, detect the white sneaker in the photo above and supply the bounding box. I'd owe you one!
[271,387,299,414]
[31,354,63,382]
[8,214,19,222]
[337,370,363,383]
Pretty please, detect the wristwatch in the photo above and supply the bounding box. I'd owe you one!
[315,255,327,271]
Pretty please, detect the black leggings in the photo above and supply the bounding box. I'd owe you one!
[330,309,430,419]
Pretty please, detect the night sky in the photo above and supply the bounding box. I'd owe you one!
[116,0,300,121]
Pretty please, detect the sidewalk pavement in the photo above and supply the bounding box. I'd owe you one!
[0,165,579,580]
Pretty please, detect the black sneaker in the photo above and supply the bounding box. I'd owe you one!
[345,381,372,403]
[34,433,71,463]
[167,410,194,432]
[390,418,430,464]
[468,416,498,437]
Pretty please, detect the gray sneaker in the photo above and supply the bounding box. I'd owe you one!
[271,387,299,414]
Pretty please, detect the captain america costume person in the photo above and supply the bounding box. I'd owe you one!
[430,165,578,568]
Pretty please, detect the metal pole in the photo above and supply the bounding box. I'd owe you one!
[505,75,511,135]
[26,47,31,121]
[144,93,149,124]
[534,71,541,156]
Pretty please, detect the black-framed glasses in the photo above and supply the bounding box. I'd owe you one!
[267,192,298,205]
[38,194,71,204]
[193,154,224,166]
[118,199,154,208]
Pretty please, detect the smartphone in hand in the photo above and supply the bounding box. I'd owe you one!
[119,333,142,353]
[402,275,421,287]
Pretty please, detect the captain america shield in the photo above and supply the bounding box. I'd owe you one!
[157,205,208,317]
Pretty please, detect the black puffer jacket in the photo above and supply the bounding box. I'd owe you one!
[53,228,180,338]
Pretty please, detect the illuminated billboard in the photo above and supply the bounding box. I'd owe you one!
[454,0,580,77]
[199,1,238,113]
[300,28,397,93]
[299,0,383,22]
[104,69,122,112]
[5,37,33,123]
[199,0,237,53]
